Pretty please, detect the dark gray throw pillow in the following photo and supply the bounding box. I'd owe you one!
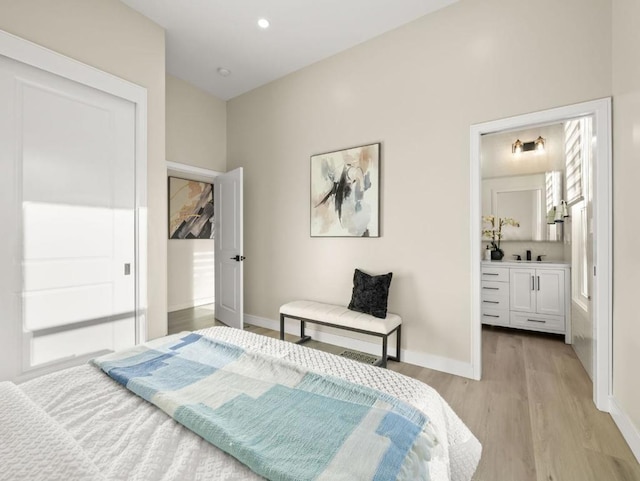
[348,268,393,319]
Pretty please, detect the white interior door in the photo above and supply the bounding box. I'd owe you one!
[0,54,137,382]
[214,168,244,329]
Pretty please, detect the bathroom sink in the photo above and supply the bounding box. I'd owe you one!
[513,260,553,263]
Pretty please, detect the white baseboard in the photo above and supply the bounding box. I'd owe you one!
[609,396,640,463]
[244,314,474,379]
[168,297,215,313]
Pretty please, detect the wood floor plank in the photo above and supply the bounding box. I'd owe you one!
[167,305,219,334]
[573,396,639,463]
[166,306,640,479]
[584,448,640,481]
[554,355,638,463]
[482,326,500,356]
[494,332,528,400]
[527,369,597,481]
[522,331,572,375]
[554,352,592,399]
[472,392,537,481]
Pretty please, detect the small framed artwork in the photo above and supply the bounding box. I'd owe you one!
[310,142,380,237]
[168,176,214,239]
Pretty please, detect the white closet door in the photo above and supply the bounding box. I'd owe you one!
[0,54,136,381]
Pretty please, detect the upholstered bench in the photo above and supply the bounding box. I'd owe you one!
[279,300,401,368]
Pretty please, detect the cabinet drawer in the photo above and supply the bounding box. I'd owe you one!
[481,308,510,327]
[481,266,509,283]
[510,311,565,333]
[482,280,509,297]
[482,296,509,310]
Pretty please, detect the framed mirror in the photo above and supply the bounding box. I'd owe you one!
[482,172,562,241]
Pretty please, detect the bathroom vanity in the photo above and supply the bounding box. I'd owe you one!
[481,260,571,343]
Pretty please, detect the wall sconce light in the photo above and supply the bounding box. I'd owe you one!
[547,200,570,224]
[512,139,523,154]
[512,136,546,155]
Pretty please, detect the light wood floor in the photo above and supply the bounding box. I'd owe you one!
[168,304,218,334]
[168,306,640,481]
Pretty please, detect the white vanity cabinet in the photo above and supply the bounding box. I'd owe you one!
[481,261,571,343]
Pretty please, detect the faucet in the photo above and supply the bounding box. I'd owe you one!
[537,255,546,262]
[526,250,532,261]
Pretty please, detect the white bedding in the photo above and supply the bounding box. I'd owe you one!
[17,327,481,481]
[0,382,105,481]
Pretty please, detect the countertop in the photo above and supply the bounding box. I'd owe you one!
[482,260,570,268]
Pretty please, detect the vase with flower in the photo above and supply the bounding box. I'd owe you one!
[482,215,520,261]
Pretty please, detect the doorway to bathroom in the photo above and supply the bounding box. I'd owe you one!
[166,162,245,332]
[470,98,612,411]
[166,162,219,324]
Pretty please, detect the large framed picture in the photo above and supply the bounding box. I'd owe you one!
[310,143,380,237]
[168,176,214,239]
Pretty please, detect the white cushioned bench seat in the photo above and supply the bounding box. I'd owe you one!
[279,300,402,368]
[279,300,401,334]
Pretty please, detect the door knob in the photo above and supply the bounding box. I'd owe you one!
[231,255,246,262]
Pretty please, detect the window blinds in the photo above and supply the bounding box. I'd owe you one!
[564,119,583,205]
[565,117,592,205]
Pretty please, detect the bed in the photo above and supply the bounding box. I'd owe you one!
[3,326,481,481]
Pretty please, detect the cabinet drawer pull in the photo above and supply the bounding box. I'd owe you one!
[483,314,500,318]
[531,275,535,291]
[483,300,500,304]
[537,276,540,291]
[527,319,546,323]
[482,287,499,290]
[483,273,499,276]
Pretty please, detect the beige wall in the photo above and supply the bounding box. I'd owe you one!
[227,0,611,363]
[166,75,226,311]
[167,239,215,311]
[0,0,167,339]
[612,0,640,447]
[166,74,227,171]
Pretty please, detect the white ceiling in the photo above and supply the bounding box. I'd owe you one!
[121,0,458,100]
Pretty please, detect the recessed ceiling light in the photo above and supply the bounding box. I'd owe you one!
[217,67,231,77]
[257,18,270,29]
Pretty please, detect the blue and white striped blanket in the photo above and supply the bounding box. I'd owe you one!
[92,332,438,481]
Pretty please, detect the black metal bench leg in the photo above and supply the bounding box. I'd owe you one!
[295,319,312,345]
[381,335,388,368]
[385,326,401,363]
[279,314,285,340]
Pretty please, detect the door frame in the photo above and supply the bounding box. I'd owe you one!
[0,29,148,343]
[469,98,612,411]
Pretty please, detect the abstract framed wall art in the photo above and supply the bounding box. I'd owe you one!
[168,176,214,239]
[310,143,380,237]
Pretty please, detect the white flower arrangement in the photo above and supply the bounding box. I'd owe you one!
[482,215,520,251]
